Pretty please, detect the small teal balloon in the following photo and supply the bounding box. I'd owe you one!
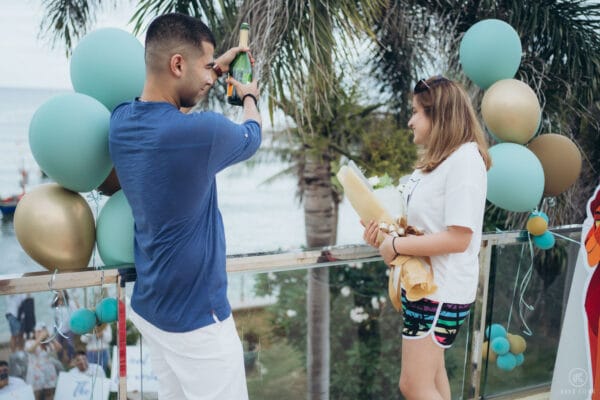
[491,337,510,355]
[514,352,525,367]
[533,231,555,250]
[496,352,517,371]
[485,323,507,340]
[459,19,522,89]
[96,190,134,266]
[95,297,118,324]
[487,143,544,212]
[530,211,549,222]
[71,28,145,111]
[29,93,112,192]
[70,308,97,335]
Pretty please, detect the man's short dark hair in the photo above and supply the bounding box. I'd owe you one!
[145,13,216,60]
[0,361,8,368]
[76,350,86,357]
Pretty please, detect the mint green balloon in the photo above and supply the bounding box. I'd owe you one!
[95,297,118,323]
[97,190,134,266]
[29,93,112,193]
[487,143,544,212]
[460,19,522,89]
[70,28,145,111]
[70,308,97,335]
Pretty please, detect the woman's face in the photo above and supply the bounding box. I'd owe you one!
[408,97,432,146]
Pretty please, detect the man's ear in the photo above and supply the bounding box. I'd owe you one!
[170,54,184,77]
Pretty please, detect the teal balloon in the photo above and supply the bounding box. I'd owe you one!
[491,337,510,355]
[496,353,517,371]
[485,323,507,340]
[70,308,97,335]
[514,352,525,367]
[487,143,544,212]
[530,210,549,222]
[533,231,555,250]
[70,28,145,111]
[459,19,522,89]
[29,93,112,192]
[95,297,118,323]
[96,190,134,266]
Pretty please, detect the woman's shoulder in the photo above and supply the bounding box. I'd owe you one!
[447,142,484,165]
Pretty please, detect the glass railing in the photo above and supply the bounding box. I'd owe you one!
[0,225,581,399]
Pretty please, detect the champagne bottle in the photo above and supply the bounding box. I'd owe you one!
[227,23,252,106]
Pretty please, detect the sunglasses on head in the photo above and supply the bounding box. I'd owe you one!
[413,75,450,94]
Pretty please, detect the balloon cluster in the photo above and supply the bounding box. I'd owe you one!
[70,297,118,335]
[459,19,582,214]
[483,323,527,372]
[526,211,555,249]
[14,28,141,271]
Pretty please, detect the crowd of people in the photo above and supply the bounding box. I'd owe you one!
[2,291,111,400]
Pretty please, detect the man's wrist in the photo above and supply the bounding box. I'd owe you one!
[242,93,258,107]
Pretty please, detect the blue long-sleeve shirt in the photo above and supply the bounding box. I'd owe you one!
[109,100,261,332]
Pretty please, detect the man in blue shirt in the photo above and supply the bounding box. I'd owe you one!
[109,13,261,400]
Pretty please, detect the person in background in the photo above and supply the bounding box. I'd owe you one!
[0,360,32,396]
[25,322,61,400]
[50,290,78,365]
[5,293,26,352]
[18,295,36,340]
[68,351,106,379]
[80,322,112,376]
[109,12,261,400]
[363,76,490,400]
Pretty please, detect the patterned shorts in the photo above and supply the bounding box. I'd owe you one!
[401,289,471,348]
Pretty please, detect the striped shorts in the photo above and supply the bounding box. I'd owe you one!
[401,289,471,348]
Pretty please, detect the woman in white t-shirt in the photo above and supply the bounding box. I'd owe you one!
[364,76,491,400]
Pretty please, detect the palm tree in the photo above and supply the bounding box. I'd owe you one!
[371,0,600,227]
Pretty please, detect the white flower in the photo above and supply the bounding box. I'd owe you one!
[350,307,369,323]
[340,286,351,297]
[368,176,380,187]
[268,272,277,280]
[286,309,297,318]
[371,296,379,310]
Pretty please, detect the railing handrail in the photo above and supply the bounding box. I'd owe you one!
[0,224,582,295]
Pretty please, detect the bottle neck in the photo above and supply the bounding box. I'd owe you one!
[238,29,249,47]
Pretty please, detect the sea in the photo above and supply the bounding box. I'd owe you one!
[0,86,375,342]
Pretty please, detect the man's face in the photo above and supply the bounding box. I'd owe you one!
[180,41,215,108]
[0,365,9,389]
[74,355,88,372]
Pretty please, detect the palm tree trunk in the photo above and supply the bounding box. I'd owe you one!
[303,151,338,400]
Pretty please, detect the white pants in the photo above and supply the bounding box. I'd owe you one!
[129,309,249,400]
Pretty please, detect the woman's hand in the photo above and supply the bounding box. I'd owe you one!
[362,220,380,248]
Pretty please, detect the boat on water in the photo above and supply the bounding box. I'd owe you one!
[0,194,22,216]
[0,167,28,217]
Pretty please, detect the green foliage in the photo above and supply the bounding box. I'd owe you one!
[256,262,403,399]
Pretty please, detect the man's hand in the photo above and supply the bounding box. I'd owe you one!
[214,46,255,74]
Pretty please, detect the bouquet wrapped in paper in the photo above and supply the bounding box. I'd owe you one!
[336,162,437,311]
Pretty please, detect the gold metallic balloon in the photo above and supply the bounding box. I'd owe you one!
[507,333,527,354]
[526,216,548,236]
[527,133,582,196]
[482,79,541,144]
[14,183,96,271]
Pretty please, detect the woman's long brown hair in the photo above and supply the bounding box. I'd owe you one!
[414,77,491,172]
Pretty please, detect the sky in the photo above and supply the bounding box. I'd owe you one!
[0,0,140,89]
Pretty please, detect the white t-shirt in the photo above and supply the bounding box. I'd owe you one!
[403,142,487,304]
[0,376,30,394]
[69,364,106,379]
